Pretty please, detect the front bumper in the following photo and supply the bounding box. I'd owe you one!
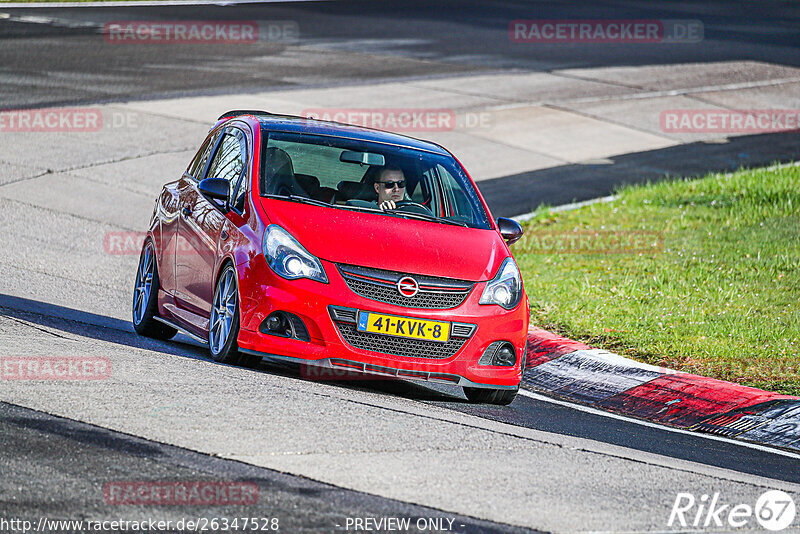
[236,256,528,389]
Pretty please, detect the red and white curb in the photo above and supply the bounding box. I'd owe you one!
[523,326,800,453]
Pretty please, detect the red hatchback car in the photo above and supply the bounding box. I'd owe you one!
[133,110,528,404]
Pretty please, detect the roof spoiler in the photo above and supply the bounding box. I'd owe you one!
[217,109,274,120]
[217,110,308,121]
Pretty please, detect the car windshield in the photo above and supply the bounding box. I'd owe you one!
[259,130,492,229]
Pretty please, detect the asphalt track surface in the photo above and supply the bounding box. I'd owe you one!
[2,0,800,216]
[2,298,799,532]
[1,1,800,532]
[2,0,800,108]
[1,402,532,533]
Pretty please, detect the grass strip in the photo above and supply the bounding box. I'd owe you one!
[516,163,800,395]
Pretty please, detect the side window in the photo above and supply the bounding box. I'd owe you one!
[188,131,219,179]
[411,174,429,204]
[232,150,249,213]
[206,129,246,207]
[231,130,249,212]
[422,167,441,216]
[435,164,480,223]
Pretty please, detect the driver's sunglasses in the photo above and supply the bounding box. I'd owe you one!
[380,180,406,190]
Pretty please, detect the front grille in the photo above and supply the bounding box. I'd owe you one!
[333,321,468,360]
[337,264,473,309]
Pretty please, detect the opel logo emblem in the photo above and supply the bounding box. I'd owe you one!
[397,276,419,298]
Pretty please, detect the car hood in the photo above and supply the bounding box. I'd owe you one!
[260,198,508,281]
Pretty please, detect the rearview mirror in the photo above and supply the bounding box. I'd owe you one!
[340,151,385,166]
[497,217,523,245]
[198,178,230,204]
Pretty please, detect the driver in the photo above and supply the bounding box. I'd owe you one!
[373,167,407,211]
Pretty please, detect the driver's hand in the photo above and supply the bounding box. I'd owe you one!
[379,200,396,211]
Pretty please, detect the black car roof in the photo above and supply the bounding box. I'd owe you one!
[217,110,451,156]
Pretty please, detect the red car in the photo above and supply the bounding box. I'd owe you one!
[132,110,528,404]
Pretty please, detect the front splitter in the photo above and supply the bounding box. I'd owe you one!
[239,348,517,390]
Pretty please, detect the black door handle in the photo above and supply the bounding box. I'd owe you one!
[181,207,191,217]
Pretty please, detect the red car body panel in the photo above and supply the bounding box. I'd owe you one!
[234,255,527,388]
[147,114,529,389]
[259,198,508,281]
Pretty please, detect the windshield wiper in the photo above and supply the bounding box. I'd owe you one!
[264,194,469,226]
[394,211,469,227]
[288,195,331,207]
[265,195,383,215]
[337,204,384,214]
[338,204,466,226]
[263,194,331,208]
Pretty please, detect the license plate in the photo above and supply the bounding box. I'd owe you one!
[357,311,450,343]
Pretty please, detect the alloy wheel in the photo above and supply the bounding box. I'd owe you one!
[209,267,237,355]
[133,242,154,326]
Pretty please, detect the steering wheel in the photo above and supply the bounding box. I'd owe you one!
[388,200,434,216]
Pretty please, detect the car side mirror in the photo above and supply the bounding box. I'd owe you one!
[497,217,523,245]
[198,178,230,206]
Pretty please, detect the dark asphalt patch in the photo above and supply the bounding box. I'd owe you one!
[0,402,539,534]
[426,392,800,485]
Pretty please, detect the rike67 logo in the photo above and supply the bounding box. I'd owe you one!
[669,490,796,531]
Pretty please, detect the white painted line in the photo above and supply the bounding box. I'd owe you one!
[0,12,100,28]
[518,388,800,460]
[524,349,668,402]
[577,348,677,374]
[511,162,800,222]
[512,195,618,222]
[0,0,325,8]
[763,161,800,170]
[562,76,800,105]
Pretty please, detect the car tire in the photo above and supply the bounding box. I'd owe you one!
[208,263,260,367]
[209,264,241,364]
[463,386,518,405]
[132,240,177,340]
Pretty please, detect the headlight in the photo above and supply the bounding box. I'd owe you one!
[479,257,522,310]
[263,225,328,283]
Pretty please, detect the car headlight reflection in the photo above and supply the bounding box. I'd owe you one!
[479,257,522,310]
[263,225,328,283]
